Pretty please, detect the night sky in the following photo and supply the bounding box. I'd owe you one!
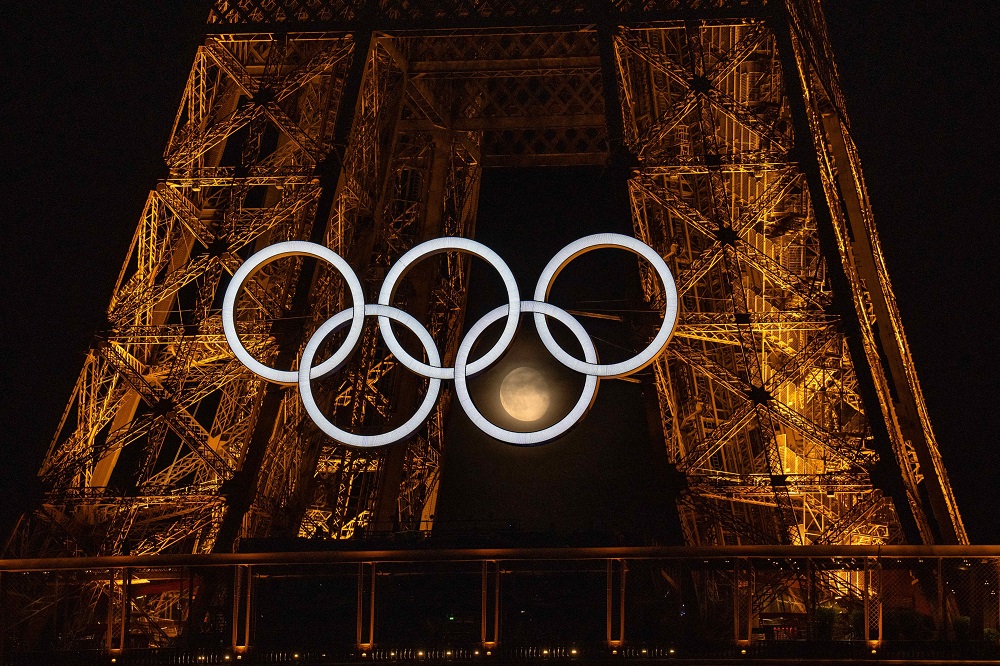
[434,166,676,541]
[1,1,998,543]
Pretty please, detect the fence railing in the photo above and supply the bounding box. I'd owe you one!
[3,545,1000,663]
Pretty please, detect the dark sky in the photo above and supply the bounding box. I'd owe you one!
[434,166,676,541]
[1,1,998,542]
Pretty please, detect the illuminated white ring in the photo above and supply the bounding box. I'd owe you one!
[378,238,520,380]
[223,241,365,385]
[532,233,679,378]
[299,304,442,448]
[453,301,598,446]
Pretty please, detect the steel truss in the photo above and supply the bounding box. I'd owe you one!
[5,0,965,649]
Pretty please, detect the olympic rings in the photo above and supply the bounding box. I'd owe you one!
[533,233,679,378]
[222,241,365,385]
[378,238,520,380]
[223,233,678,447]
[453,301,598,446]
[299,305,442,448]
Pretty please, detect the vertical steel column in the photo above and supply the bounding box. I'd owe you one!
[606,559,626,646]
[821,110,964,545]
[372,128,461,532]
[481,560,500,648]
[357,562,376,649]
[863,557,882,645]
[734,558,754,644]
[186,566,194,645]
[231,564,252,654]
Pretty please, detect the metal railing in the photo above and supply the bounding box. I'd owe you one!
[3,545,1000,663]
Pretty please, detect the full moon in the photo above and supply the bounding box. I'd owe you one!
[500,366,551,422]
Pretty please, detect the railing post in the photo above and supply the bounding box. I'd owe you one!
[185,566,194,648]
[734,558,754,644]
[481,560,500,648]
[937,556,949,639]
[106,567,128,653]
[806,558,816,640]
[357,562,375,649]
[606,558,626,647]
[0,571,5,662]
[232,564,252,654]
[863,556,882,645]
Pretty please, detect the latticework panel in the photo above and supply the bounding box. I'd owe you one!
[2,32,367,641]
[393,29,607,166]
[619,21,901,546]
[206,0,772,26]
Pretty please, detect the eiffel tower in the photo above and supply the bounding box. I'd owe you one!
[4,0,967,639]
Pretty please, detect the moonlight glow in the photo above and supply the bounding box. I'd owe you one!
[500,366,551,422]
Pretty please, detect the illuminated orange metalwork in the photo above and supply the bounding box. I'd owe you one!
[3,0,965,650]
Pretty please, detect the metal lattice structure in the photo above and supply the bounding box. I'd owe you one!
[4,0,966,648]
